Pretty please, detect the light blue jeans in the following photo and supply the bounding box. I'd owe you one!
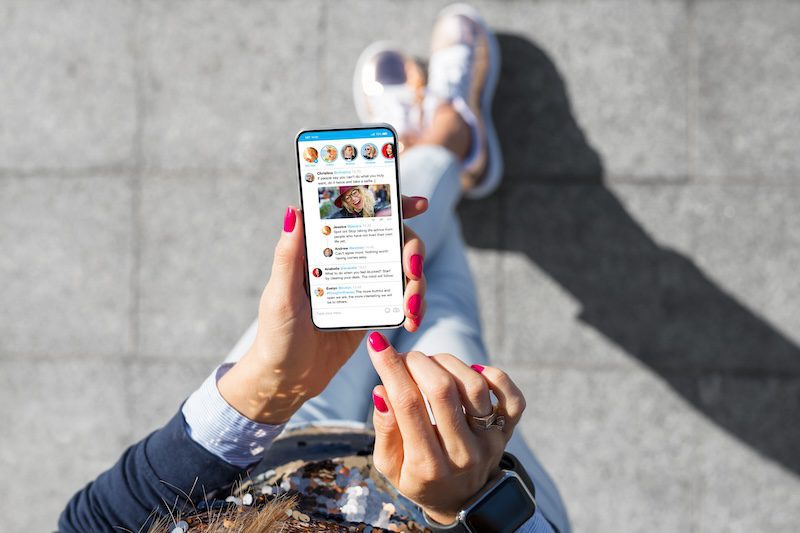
[226,145,570,532]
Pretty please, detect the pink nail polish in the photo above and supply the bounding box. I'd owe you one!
[410,254,423,278]
[368,331,389,351]
[373,393,388,413]
[283,207,296,232]
[407,294,421,316]
[471,364,485,374]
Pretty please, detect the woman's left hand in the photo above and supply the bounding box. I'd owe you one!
[217,196,428,425]
[366,333,527,525]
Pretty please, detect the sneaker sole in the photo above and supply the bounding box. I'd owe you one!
[438,3,503,199]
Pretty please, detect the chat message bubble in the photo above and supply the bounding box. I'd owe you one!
[332,224,393,243]
[315,171,385,187]
[318,264,395,282]
[318,285,396,306]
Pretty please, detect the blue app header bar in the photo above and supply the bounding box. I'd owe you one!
[298,127,394,142]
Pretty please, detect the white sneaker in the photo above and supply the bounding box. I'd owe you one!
[425,3,503,199]
[353,42,426,140]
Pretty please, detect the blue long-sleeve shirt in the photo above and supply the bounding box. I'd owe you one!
[59,409,244,532]
[59,365,554,532]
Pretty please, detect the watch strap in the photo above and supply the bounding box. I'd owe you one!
[500,452,535,497]
[423,459,538,533]
[422,510,470,532]
[502,453,561,532]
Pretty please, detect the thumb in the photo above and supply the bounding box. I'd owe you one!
[371,384,403,482]
[269,206,306,296]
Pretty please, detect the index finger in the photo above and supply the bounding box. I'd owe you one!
[401,195,428,220]
[366,332,444,462]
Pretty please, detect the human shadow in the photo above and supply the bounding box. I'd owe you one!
[459,34,800,474]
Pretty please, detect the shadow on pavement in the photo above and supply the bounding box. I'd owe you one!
[459,34,800,475]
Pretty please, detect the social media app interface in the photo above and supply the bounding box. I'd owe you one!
[297,127,404,329]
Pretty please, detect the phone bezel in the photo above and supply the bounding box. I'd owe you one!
[294,123,406,331]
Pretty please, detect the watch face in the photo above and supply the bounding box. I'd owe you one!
[465,476,535,531]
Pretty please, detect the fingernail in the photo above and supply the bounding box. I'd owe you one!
[471,364,485,374]
[407,294,421,316]
[412,195,427,202]
[368,331,389,351]
[410,254,423,278]
[372,392,388,413]
[283,207,296,232]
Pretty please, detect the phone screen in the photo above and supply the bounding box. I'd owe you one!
[296,125,405,330]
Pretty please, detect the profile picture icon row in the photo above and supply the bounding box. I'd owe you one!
[302,142,395,164]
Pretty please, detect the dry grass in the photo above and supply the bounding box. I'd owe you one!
[147,494,297,533]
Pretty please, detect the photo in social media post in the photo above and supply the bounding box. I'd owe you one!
[318,184,392,219]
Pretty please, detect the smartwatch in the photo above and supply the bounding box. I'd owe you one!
[423,453,537,533]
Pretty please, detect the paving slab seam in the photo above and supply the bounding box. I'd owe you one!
[638,366,800,380]
[368,0,690,5]
[129,352,262,362]
[139,168,265,180]
[685,175,800,185]
[121,0,146,445]
[687,0,698,190]
[488,189,507,357]
[316,1,329,115]
[18,354,799,381]
[0,352,220,366]
[139,165,282,176]
[602,174,693,184]
[501,359,800,378]
[501,180,800,191]
[0,167,137,179]
[498,175,690,185]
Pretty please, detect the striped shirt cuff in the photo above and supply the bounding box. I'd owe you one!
[182,363,286,469]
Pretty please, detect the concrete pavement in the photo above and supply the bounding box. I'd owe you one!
[1,1,799,531]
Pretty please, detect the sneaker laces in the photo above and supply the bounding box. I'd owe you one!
[424,44,482,169]
[426,44,474,102]
[367,84,421,138]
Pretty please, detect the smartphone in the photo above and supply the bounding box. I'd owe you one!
[295,124,405,331]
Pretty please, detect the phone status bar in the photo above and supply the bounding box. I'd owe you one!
[298,128,394,142]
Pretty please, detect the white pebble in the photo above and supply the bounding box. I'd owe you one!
[170,520,188,533]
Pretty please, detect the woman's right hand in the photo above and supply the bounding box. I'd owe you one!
[366,332,527,525]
